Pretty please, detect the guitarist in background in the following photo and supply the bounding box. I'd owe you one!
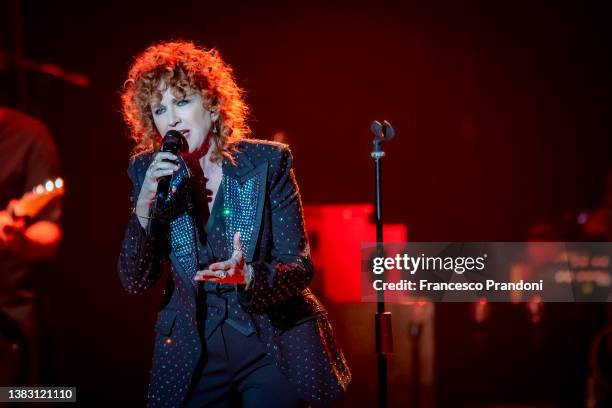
[0,107,62,386]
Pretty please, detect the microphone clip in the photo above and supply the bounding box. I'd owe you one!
[370,120,395,159]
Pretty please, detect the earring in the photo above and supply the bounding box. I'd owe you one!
[212,121,219,135]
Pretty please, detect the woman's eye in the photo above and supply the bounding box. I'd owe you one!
[154,106,165,115]
[177,99,190,106]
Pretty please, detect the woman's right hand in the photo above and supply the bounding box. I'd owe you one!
[135,152,179,228]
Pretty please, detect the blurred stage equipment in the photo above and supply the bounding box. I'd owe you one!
[406,300,433,408]
[303,204,407,302]
[526,296,544,325]
[0,51,90,88]
[587,325,612,408]
[473,297,491,325]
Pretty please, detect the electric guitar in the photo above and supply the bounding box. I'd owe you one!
[6,178,65,219]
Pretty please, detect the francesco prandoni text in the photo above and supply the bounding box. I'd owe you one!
[373,279,544,292]
[371,254,544,292]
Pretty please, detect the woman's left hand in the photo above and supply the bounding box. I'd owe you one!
[194,232,251,285]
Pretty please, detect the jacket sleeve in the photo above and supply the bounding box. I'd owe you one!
[117,157,166,294]
[240,146,314,312]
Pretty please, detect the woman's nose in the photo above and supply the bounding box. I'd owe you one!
[167,109,181,127]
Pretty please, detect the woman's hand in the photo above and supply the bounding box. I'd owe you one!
[135,152,179,228]
[195,232,252,285]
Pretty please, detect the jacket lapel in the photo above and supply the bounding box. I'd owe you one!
[164,163,199,295]
[208,150,268,263]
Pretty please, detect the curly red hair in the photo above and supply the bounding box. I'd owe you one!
[121,41,250,161]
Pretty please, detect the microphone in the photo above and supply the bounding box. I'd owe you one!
[155,130,187,206]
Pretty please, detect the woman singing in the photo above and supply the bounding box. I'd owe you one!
[118,41,350,407]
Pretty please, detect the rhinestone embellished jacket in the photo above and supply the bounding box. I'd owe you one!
[118,139,351,407]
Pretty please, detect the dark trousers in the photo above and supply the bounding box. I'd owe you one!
[185,322,308,408]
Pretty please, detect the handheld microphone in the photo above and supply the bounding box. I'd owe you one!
[155,130,187,204]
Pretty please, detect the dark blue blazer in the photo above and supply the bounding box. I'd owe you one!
[118,139,351,407]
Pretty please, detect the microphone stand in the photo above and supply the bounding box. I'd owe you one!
[371,121,394,408]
